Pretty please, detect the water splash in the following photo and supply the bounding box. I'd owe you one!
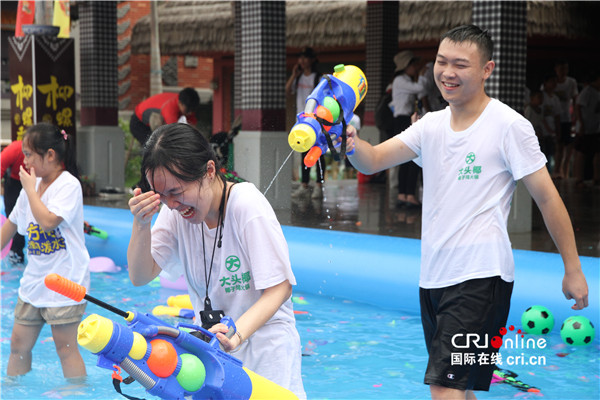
[263,150,294,196]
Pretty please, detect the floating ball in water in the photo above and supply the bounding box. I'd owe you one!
[521,305,554,335]
[560,316,595,346]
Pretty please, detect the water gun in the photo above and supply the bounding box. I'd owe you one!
[152,306,194,319]
[84,221,108,239]
[152,294,195,319]
[44,273,298,400]
[288,64,368,167]
[492,368,541,393]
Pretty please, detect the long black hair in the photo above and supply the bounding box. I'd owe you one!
[140,123,224,192]
[23,122,80,181]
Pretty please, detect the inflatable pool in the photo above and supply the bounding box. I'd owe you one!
[1,202,598,399]
[82,205,598,325]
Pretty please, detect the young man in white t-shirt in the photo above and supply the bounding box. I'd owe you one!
[344,25,589,400]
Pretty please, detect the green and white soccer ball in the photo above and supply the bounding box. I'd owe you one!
[521,305,555,335]
[560,316,595,346]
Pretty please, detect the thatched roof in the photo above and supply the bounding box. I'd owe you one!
[131,1,599,56]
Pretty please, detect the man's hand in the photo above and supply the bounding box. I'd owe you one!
[563,268,589,310]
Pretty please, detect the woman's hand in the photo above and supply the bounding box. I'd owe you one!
[209,322,242,352]
[292,63,303,78]
[128,187,160,227]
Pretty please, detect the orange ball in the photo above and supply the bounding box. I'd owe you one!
[147,339,178,378]
[315,105,333,132]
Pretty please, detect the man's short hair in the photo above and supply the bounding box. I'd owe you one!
[178,87,200,113]
[440,25,494,63]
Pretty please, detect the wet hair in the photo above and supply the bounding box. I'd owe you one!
[440,24,494,63]
[178,88,200,114]
[23,122,80,180]
[140,123,223,192]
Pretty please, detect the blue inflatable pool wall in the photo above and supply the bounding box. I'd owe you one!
[2,200,596,327]
[81,205,598,326]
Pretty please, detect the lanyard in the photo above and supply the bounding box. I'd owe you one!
[201,179,233,312]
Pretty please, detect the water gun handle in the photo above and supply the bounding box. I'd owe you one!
[45,273,130,319]
[212,316,237,350]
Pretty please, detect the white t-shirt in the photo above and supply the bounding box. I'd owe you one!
[9,171,90,307]
[151,182,305,398]
[294,72,318,113]
[392,73,426,116]
[554,77,578,122]
[576,85,600,135]
[398,99,547,288]
[541,92,561,137]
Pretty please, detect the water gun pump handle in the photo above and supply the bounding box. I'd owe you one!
[45,273,130,319]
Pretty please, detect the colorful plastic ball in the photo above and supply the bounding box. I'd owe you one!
[560,316,595,346]
[315,105,333,132]
[147,339,178,377]
[521,305,555,335]
[177,354,206,392]
[322,96,340,123]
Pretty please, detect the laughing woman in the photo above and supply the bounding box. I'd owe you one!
[127,123,306,398]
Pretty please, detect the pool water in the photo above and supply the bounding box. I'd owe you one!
[1,261,598,399]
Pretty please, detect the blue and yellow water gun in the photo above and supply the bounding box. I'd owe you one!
[44,273,298,400]
[288,64,368,167]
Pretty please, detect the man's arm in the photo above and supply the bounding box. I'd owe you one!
[521,167,589,309]
[346,125,418,175]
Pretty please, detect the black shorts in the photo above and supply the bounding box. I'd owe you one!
[420,276,514,391]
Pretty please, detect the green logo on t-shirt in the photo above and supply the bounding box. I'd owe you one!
[465,152,476,164]
[225,255,241,272]
[458,152,482,181]
[220,255,251,294]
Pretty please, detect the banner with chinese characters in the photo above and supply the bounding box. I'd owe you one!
[8,35,75,142]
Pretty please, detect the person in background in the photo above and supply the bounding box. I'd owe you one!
[286,46,326,200]
[0,123,90,379]
[343,24,588,399]
[419,60,447,113]
[552,60,579,179]
[574,70,600,187]
[129,87,200,146]
[127,123,306,398]
[1,139,26,263]
[391,50,427,208]
[540,73,561,173]
[524,89,545,140]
